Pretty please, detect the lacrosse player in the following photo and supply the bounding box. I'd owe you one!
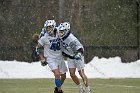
[31,33,40,62]
[37,21,51,64]
[36,20,67,93]
[58,22,91,93]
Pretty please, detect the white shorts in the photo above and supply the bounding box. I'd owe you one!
[67,55,85,71]
[46,57,67,74]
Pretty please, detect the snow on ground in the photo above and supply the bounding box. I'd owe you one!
[0,56,140,79]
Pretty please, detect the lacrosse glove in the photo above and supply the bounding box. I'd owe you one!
[40,59,48,66]
[74,52,82,60]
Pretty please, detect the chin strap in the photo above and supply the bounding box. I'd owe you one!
[61,31,71,41]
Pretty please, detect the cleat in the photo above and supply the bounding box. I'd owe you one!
[57,90,63,93]
[54,87,63,93]
[86,90,91,93]
[86,87,91,93]
[78,84,85,93]
[54,87,58,93]
[79,87,85,93]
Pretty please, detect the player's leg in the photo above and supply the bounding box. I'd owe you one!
[47,59,63,93]
[54,58,67,93]
[77,56,91,93]
[67,59,80,85]
[52,69,63,93]
[69,68,80,85]
[78,69,91,93]
[59,57,68,85]
[54,73,66,93]
[69,68,84,93]
[68,58,84,93]
[60,73,66,85]
[78,69,88,86]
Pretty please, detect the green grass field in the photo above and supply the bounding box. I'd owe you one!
[0,78,140,93]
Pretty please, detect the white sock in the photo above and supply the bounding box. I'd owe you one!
[86,86,91,91]
[78,83,82,88]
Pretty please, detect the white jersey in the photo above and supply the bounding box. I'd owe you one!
[61,33,84,57]
[38,34,62,59]
[61,32,85,70]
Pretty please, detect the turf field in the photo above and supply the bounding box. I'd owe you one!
[0,78,140,93]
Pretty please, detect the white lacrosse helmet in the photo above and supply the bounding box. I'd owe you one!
[63,22,70,31]
[44,20,56,28]
[58,22,70,31]
[58,22,70,38]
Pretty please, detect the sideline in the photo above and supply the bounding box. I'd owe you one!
[39,83,140,90]
[96,84,140,89]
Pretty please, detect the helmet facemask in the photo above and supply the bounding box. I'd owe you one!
[58,22,70,38]
[46,25,54,35]
[58,30,66,38]
[44,20,56,35]
[58,25,66,38]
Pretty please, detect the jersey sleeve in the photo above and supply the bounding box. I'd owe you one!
[69,39,83,52]
[38,36,46,46]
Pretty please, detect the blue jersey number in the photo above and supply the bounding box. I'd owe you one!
[50,39,61,51]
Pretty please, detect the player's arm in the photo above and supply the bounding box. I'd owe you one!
[62,51,75,59]
[36,40,47,66]
[69,40,84,60]
[36,43,44,60]
[74,48,84,60]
